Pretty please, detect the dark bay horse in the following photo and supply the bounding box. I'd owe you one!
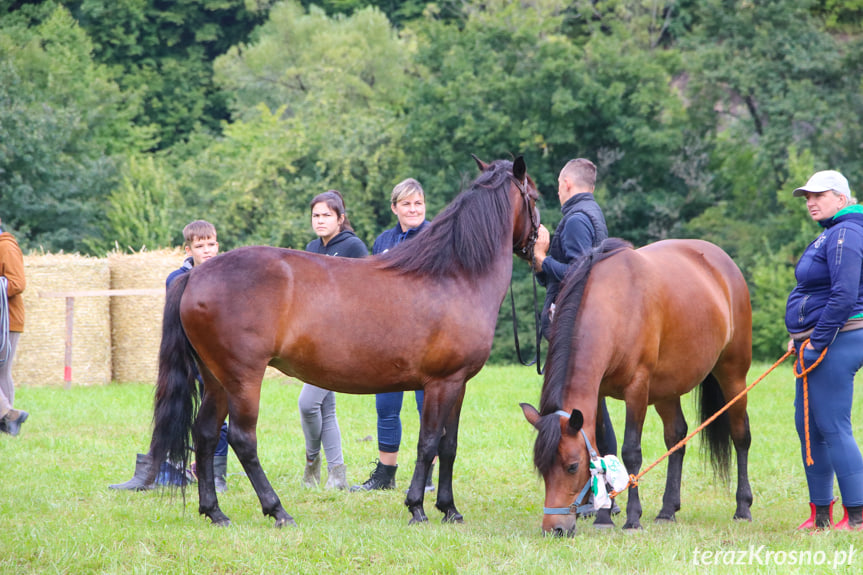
[521,238,753,535]
[147,157,539,527]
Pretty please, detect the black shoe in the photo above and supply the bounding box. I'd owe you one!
[350,460,397,492]
[2,411,28,436]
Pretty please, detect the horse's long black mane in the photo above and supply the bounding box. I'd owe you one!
[376,160,516,278]
[533,237,633,474]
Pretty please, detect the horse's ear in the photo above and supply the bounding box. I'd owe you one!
[521,403,541,429]
[568,409,584,433]
[472,154,490,172]
[513,155,526,181]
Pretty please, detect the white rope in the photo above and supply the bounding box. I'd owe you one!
[0,276,10,365]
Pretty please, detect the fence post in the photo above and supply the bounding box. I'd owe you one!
[64,297,74,390]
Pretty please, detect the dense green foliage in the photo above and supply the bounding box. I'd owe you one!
[3,0,863,361]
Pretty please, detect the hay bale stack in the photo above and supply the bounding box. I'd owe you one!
[108,249,286,383]
[109,249,182,383]
[14,254,112,386]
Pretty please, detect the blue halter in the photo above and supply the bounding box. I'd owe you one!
[542,410,599,516]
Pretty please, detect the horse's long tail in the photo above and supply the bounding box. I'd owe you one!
[696,373,732,482]
[147,272,200,484]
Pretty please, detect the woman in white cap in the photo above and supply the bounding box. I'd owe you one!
[786,170,863,531]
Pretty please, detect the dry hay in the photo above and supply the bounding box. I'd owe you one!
[12,249,288,386]
[109,249,182,383]
[108,249,287,383]
[14,254,111,386]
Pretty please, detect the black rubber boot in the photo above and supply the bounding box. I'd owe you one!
[109,453,155,491]
[214,455,228,493]
[814,503,834,529]
[836,505,863,530]
[350,461,397,492]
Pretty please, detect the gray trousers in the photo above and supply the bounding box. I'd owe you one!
[0,331,21,419]
[298,383,343,467]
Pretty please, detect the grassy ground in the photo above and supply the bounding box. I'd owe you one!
[1,362,862,574]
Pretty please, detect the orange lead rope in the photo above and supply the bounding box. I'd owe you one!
[607,349,795,498]
[792,339,829,467]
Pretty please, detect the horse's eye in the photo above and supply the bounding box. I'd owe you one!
[567,463,579,475]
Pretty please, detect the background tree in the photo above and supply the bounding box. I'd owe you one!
[4,0,863,361]
[62,0,270,149]
[182,2,412,249]
[0,4,144,251]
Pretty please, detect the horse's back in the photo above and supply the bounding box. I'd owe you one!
[637,239,750,318]
[177,245,498,392]
[594,239,751,396]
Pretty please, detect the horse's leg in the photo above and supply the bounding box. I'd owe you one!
[732,412,753,521]
[714,362,754,521]
[194,372,231,526]
[214,368,295,528]
[653,399,687,523]
[434,386,467,524]
[405,379,465,525]
[725,397,753,521]
[621,386,648,531]
[593,396,615,528]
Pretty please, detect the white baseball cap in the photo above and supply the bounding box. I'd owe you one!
[793,170,851,198]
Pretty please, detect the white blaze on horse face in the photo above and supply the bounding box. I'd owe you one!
[392,192,426,232]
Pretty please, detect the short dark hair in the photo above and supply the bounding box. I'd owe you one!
[562,158,597,189]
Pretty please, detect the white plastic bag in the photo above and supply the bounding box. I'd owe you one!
[589,455,629,509]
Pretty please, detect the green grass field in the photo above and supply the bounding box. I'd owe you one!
[2,362,861,574]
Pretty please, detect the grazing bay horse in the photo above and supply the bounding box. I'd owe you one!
[147,157,539,527]
[521,238,753,535]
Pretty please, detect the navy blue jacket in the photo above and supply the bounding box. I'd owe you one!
[372,221,430,256]
[537,193,608,337]
[785,207,863,351]
[166,256,194,289]
[305,230,368,258]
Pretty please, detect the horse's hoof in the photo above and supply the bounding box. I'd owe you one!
[622,522,643,532]
[733,512,752,522]
[408,506,428,525]
[592,521,615,530]
[654,514,676,524]
[207,511,231,526]
[274,516,297,528]
[545,527,576,538]
[442,510,464,524]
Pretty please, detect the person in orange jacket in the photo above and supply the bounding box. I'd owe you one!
[0,217,28,436]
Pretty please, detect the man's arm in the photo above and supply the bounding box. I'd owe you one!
[539,214,594,282]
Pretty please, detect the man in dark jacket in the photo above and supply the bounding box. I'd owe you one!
[532,158,618,515]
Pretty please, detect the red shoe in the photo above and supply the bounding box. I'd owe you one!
[797,502,817,530]
[834,505,863,531]
[797,501,834,531]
